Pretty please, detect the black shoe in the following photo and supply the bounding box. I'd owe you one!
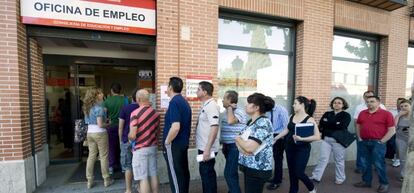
[312,179,320,184]
[266,183,280,190]
[377,184,389,193]
[354,168,362,174]
[353,181,371,188]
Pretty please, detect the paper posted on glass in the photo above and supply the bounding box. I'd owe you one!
[160,85,170,109]
[294,123,314,145]
[239,129,266,156]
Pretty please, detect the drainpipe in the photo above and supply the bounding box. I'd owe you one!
[26,28,38,187]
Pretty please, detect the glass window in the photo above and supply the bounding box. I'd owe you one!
[218,17,294,111]
[406,47,414,97]
[331,34,378,132]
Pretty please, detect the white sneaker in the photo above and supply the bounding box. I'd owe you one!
[309,188,317,193]
[392,159,401,167]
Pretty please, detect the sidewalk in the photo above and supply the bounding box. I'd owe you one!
[35,161,403,193]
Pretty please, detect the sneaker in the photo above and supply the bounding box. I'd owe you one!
[377,184,389,193]
[392,159,400,167]
[266,183,280,190]
[108,167,114,175]
[87,180,94,189]
[353,181,371,188]
[335,180,344,185]
[104,178,114,187]
[309,187,317,193]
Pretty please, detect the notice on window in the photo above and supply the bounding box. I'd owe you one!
[20,0,156,35]
[160,85,170,109]
[186,75,213,101]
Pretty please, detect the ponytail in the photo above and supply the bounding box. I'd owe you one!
[296,96,317,117]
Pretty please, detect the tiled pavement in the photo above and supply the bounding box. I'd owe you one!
[35,160,403,193]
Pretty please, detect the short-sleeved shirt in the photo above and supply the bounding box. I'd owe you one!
[238,116,273,171]
[163,94,192,146]
[119,103,139,143]
[85,103,107,133]
[357,108,395,140]
[103,95,126,127]
[196,98,220,152]
[130,105,160,149]
[220,108,248,144]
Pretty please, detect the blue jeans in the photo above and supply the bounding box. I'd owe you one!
[356,140,363,171]
[222,143,241,193]
[360,140,389,185]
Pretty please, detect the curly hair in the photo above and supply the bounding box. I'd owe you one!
[83,88,102,115]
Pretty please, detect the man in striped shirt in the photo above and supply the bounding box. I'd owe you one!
[220,90,248,193]
[128,89,160,193]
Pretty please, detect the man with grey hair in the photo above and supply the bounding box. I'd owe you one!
[129,89,160,193]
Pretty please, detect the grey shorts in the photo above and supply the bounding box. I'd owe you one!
[120,142,133,172]
[132,146,158,180]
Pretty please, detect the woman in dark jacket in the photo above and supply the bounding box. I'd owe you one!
[310,97,351,184]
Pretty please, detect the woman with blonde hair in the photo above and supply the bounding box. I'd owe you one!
[83,88,113,189]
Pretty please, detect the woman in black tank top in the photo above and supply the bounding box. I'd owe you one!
[273,96,321,193]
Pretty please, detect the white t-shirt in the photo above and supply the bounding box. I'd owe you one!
[353,103,386,119]
[196,98,220,152]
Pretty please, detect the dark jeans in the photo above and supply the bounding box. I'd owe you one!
[222,143,241,193]
[198,150,217,193]
[356,140,363,171]
[271,136,285,184]
[240,165,272,193]
[163,143,190,193]
[107,125,120,169]
[285,143,314,193]
[360,140,389,185]
[385,135,396,159]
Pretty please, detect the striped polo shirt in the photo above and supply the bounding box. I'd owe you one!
[130,105,160,150]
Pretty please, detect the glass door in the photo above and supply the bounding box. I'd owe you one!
[46,63,81,163]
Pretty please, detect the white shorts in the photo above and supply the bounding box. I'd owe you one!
[132,146,157,180]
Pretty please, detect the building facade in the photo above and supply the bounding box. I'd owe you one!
[1,0,414,192]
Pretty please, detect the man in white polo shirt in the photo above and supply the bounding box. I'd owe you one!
[196,81,220,193]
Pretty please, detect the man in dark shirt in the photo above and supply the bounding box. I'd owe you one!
[354,96,395,193]
[118,89,139,193]
[163,77,192,193]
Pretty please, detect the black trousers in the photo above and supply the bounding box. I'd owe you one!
[285,143,314,193]
[271,135,285,184]
[240,165,272,193]
[198,150,218,193]
[163,143,190,193]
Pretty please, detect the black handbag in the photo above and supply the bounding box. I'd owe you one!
[331,129,356,148]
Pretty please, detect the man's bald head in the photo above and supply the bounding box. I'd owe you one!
[136,89,150,104]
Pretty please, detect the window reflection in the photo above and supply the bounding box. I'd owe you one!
[331,35,377,132]
[218,49,290,108]
[219,19,291,51]
[332,35,374,62]
[218,17,293,112]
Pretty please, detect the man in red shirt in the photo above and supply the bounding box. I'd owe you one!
[128,89,160,193]
[354,96,395,193]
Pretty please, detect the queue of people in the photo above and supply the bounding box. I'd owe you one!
[81,77,411,193]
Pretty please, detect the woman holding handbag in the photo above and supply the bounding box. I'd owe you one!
[83,88,113,189]
[310,97,351,185]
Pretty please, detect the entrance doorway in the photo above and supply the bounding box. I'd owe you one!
[30,30,156,164]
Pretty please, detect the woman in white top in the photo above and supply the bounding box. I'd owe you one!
[83,88,113,189]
